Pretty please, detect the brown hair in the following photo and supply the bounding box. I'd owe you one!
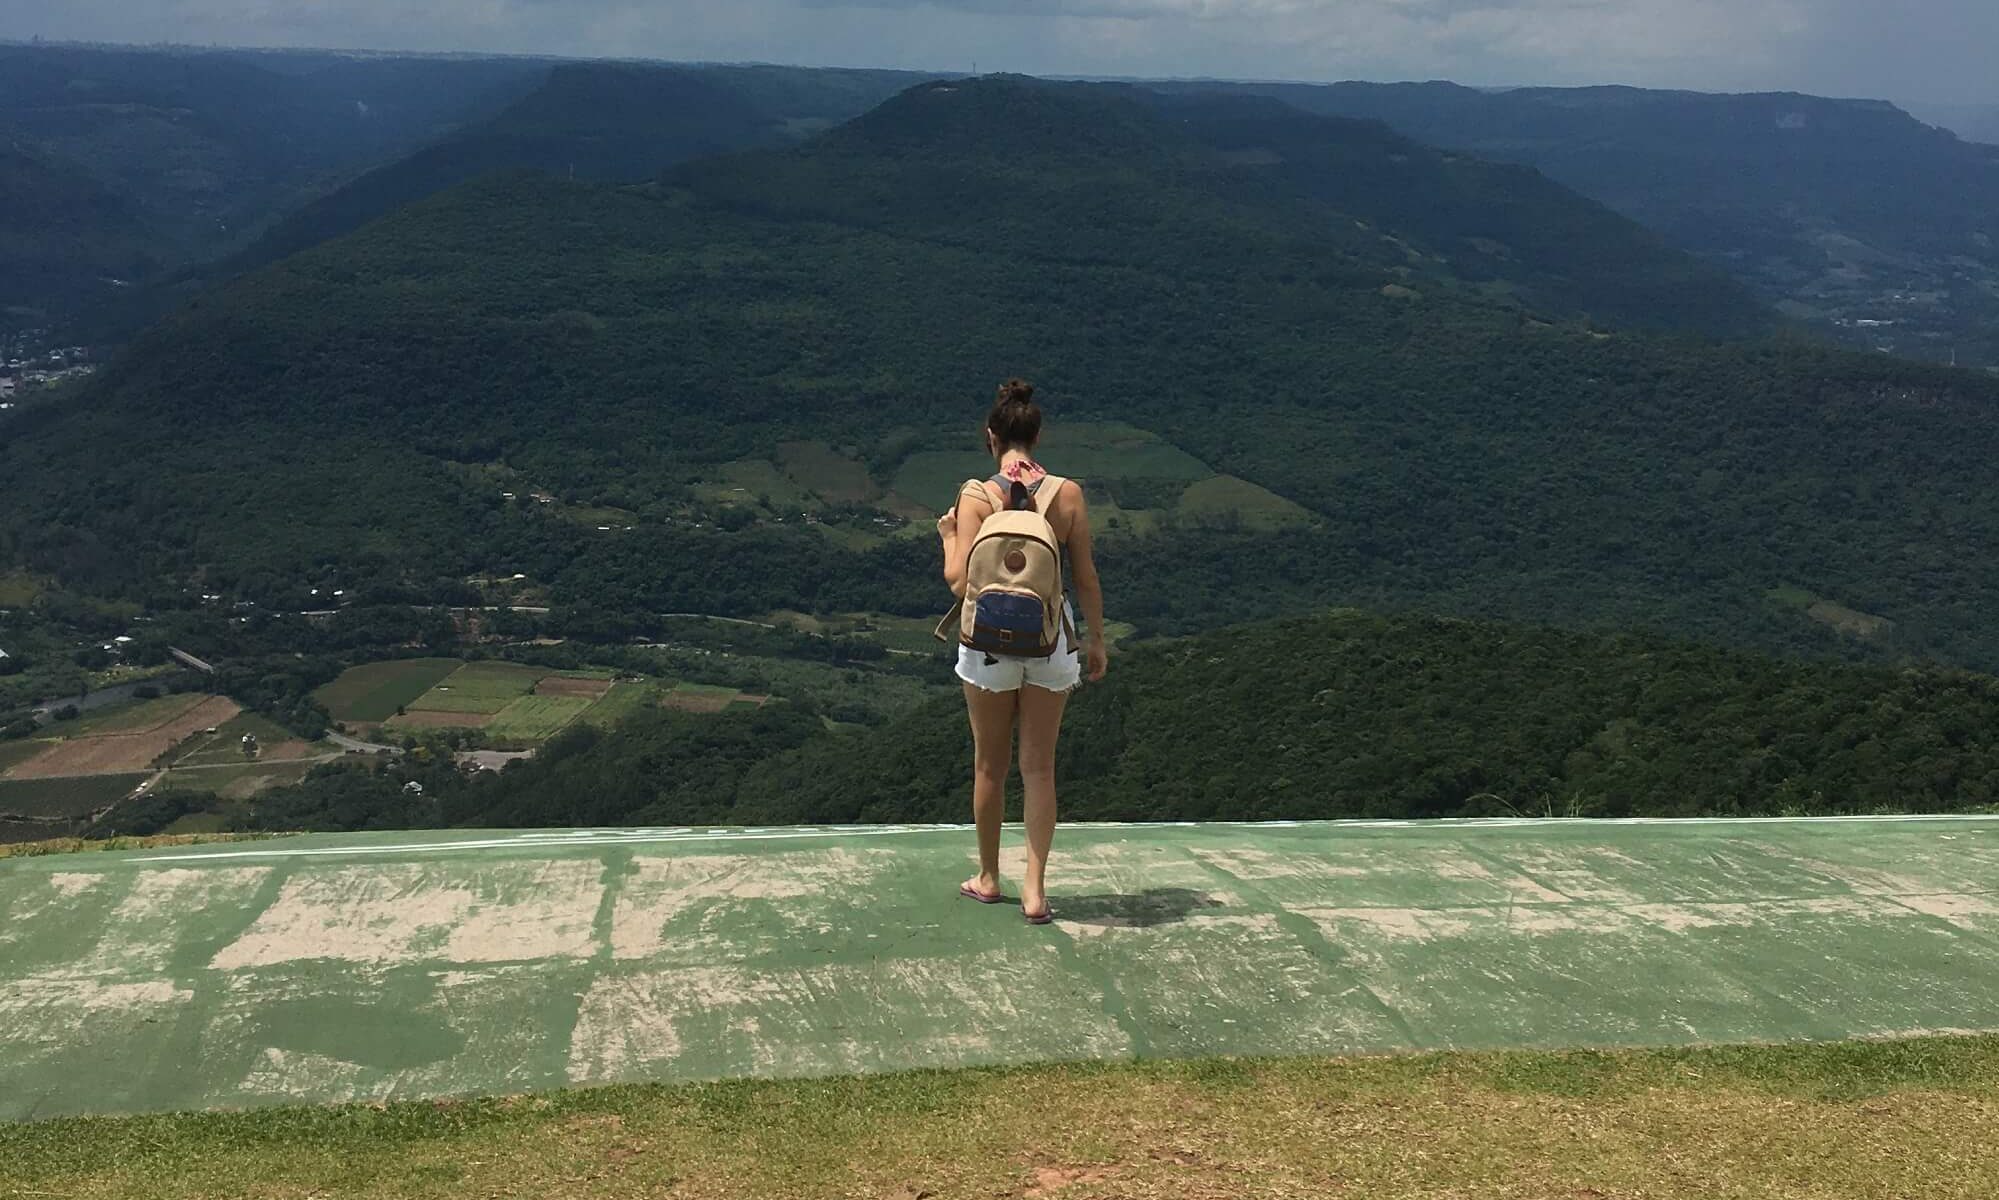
[986,378,1041,451]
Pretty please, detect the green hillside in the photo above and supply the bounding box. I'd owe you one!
[1177,80,1999,367]
[8,76,1999,668]
[238,610,1999,832]
[223,62,937,275]
[0,44,548,328]
[0,144,162,317]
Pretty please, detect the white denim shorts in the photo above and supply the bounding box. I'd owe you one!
[956,602,1082,694]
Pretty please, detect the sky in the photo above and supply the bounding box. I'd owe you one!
[7,0,1997,106]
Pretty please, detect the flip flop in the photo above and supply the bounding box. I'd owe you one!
[959,883,1004,904]
[1023,906,1055,926]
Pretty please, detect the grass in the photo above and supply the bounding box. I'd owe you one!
[777,440,875,503]
[58,692,206,737]
[407,662,546,715]
[706,458,815,510]
[486,695,594,741]
[575,681,658,729]
[4,1038,1999,1197]
[1177,473,1316,529]
[891,448,999,511]
[0,773,149,818]
[0,568,46,606]
[0,738,52,774]
[172,712,307,766]
[154,759,321,800]
[0,831,282,859]
[314,659,463,723]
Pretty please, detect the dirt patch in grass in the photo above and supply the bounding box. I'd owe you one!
[8,697,241,777]
[535,676,614,700]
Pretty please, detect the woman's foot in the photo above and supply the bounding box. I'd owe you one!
[959,874,1003,904]
[1021,882,1052,923]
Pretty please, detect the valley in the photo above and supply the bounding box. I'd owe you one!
[3,59,1999,848]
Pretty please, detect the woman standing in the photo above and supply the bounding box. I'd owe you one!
[938,379,1109,924]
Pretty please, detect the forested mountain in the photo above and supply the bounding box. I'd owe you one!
[234,611,1999,833]
[1170,80,1999,367]
[0,44,547,327]
[1906,101,1999,146]
[8,76,1999,672]
[0,144,162,314]
[219,62,937,278]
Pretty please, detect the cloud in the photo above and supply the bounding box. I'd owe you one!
[4,0,1994,104]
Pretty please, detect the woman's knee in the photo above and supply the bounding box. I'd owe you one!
[973,749,1012,786]
[1017,746,1057,784]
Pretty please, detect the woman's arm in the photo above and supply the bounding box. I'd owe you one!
[1062,482,1109,681]
[940,486,992,600]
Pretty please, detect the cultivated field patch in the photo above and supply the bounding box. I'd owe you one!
[893,424,1215,520]
[7,696,240,778]
[174,713,317,766]
[0,740,52,774]
[156,760,320,802]
[1177,474,1316,529]
[0,773,150,819]
[534,675,613,700]
[487,696,594,741]
[384,710,494,730]
[660,683,769,714]
[313,658,462,723]
[577,681,656,729]
[407,662,545,714]
[777,440,876,503]
[60,693,208,738]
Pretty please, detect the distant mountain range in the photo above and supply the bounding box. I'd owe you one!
[1169,80,1999,367]
[10,76,1999,672]
[7,44,1996,372]
[0,44,548,327]
[1906,101,1999,145]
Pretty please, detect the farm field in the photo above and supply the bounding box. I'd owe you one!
[660,681,770,714]
[0,740,48,774]
[172,712,317,767]
[486,696,595,741]
[1177,474,1316,529]
[575,680,656,728]
[312,658,461,723]
[0,772,148,818]
[407,661,545,714]
[4,696,240,778]
[154,759,322,801]
[0,569,46,606]
[59,692,208,737]
[777,440,875,503]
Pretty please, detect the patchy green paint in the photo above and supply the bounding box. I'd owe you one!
[5,817,1999,1120]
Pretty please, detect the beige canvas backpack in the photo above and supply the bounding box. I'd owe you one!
[937,474,1078,659]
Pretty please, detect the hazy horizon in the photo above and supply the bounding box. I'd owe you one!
[4,0,1996,110]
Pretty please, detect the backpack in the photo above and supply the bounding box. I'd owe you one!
[942,474,1078,659]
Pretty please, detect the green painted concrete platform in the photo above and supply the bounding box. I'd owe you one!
[6,817,1999,1120]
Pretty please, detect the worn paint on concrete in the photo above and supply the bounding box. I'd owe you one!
[5,816,1999,1120]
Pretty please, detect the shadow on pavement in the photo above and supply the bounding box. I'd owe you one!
[1056,887,1226,928]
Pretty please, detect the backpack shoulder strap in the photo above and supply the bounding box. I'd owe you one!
[958,478,999,510]
[1030,475,1068,517]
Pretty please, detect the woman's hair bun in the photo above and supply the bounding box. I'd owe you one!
[986,378,1043,449]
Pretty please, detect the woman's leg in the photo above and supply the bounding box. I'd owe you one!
[963,683,1018,897]
[1016,683,1070,917]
